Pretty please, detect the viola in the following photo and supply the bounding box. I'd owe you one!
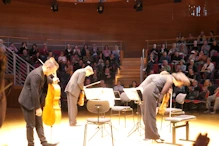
[78,91,85,106]
[158,93,170,115]
[78,81,101,106]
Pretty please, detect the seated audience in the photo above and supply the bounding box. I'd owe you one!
[113,80,124,93]
[64,44,73,60]
[209,40,219,58]
[197,31,206,44]
[129,81,137,88]
[200,58,215,79]
[19,42,28,55]
[159,51,170,63]
[160,60,171,73]
[8,42,18,53]
[204,87,219,114]
[201,40,210,56]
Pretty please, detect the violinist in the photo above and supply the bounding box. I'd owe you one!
[65,65,94,126]
[142,72,190,143]
[18,57,59,146]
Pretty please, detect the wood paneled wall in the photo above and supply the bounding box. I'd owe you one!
[0,0,218,58]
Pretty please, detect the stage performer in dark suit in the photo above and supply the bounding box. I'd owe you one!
[65,65,94,126]
[18,57,59,146]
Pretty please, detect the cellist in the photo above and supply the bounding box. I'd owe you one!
[18,57,59,146]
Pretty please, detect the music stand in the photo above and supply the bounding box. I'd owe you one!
[84,87,115,108]
[123,88,144,137]
[83,88,115,145]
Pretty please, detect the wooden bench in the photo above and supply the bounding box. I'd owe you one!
[165,115,196,144]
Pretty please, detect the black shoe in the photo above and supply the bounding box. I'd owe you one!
[43,142,59,146]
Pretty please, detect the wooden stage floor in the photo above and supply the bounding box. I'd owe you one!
[0,108,218,146]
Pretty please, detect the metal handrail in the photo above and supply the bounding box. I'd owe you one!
[0,36,123,51]
[145,35,219,49]
[5,47,35,86]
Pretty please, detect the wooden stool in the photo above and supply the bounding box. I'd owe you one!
[164,115,196,144]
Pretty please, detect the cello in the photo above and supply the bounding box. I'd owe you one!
[42,82,62,126]
[38,59,61,126]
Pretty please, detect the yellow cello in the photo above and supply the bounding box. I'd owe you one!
[42,83,62,126]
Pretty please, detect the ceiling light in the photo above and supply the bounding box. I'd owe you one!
[97,3,104,14]
[134,1,143,12]
[2,0,11,5]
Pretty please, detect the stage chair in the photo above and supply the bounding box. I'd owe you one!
[165,115,196,145]
[110,92,134,128]
[160,93,186,131]
[162,93,197,145]
[83,100,114,146]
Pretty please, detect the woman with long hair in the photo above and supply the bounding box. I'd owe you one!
[142,72,190,142]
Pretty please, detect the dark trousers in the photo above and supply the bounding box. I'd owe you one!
[21,106,47,146]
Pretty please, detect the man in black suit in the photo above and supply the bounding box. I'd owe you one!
[18,57,59,146]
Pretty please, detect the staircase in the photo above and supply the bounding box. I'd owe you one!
[116,58,142,87]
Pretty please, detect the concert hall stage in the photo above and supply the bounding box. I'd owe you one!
[0,108,218,146]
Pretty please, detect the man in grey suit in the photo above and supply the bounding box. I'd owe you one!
[18,57,59,146]
[65,65,94,126]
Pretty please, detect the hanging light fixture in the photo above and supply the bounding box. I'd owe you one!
[134,0,143,12]
[51,0,58,12]
[97,1,104,14]
[2,0,11,5]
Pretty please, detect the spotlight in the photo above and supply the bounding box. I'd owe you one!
[51,0,58,12]
[51,4,58,12]
[2,0,11,5]
[97,3,104,14]
[134,1,143,12]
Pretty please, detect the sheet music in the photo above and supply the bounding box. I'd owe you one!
[84,87,115,107]
[123,88,141,101]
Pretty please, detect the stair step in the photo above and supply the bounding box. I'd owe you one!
[117,74,140,78]
[116,58,143,86]
[122,62,141,65]
[122,58,142,61]
[119,72,140,75]
[121,66,141,70]
[116,77,141,87]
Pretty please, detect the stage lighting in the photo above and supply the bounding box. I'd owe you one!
[134,1,143,12]
[174,0,181,3]
[51,0,58,12]
[2,0,11,5]
[97,4,104,14]
[51,4,58,12]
